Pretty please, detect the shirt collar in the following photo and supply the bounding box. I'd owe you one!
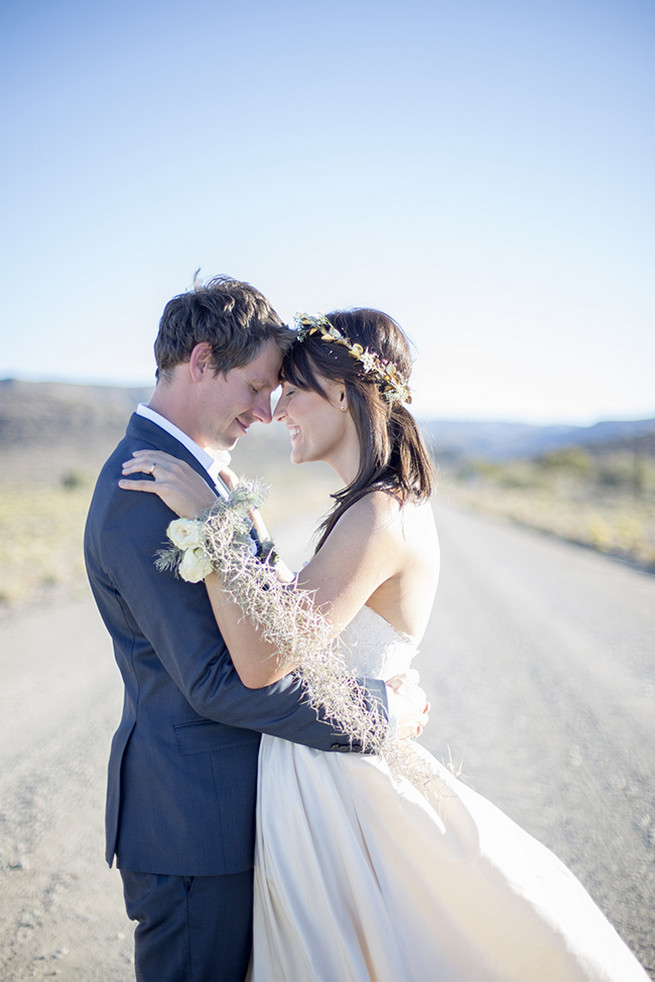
[136,403,231,496]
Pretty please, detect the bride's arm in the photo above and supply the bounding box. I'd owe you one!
[119,451,429,743]
[120,451,429,738]
[202,572,299,687]
[119,450,293,582]
[199,492,400,687]
[120,452,400,684]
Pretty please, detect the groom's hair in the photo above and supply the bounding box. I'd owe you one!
[154,273,292,381]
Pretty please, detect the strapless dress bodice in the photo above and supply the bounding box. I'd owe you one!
[337,604,418,681]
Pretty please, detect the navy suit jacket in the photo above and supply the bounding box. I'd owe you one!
[84,413,387,876]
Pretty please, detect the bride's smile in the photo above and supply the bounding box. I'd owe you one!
[274,379,358,482]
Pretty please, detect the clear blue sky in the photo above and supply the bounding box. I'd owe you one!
[1,0,653,423]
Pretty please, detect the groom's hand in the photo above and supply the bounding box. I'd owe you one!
[386,670,430,740]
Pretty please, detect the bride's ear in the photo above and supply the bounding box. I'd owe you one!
[338,389,348,412]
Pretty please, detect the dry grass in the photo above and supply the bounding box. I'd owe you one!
[0,481,93,607]
[4,403,652,612]
[441,449,655,571]
[0,431,337,610]
[0,433,120,608]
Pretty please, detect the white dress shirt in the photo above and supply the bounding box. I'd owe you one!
[136,403,231,498]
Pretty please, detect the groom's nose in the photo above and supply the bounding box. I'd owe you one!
[252,392,273,424]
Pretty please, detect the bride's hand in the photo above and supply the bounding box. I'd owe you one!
[386,670,431,740]
[119,450,218,518]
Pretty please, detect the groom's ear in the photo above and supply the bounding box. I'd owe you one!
[188,342,215,382]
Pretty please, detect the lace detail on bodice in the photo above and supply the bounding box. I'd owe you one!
[337,605,418,681]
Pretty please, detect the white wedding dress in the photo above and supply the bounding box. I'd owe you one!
[250,605,648,981]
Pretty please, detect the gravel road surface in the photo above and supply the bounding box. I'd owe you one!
[421,500,655,978]
[0,500,653,979]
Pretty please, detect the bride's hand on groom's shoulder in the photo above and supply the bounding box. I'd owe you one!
[119,450,218,518]
[386,670,431,740]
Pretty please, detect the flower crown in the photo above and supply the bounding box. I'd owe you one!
[293,313,412,405]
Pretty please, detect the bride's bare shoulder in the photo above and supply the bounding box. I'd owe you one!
[338,490,433,540]
[340,489,400,528]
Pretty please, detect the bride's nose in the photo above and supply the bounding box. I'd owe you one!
[273,394,286,421]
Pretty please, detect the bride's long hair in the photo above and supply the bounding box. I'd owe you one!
[281,308,435,552]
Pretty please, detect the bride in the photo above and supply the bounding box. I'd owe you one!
[120,308,648,980]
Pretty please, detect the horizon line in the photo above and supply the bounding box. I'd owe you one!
[1,374,653,430]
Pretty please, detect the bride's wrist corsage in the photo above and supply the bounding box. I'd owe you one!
[154,478,379,741]
[156,480,269,583]
[158,517,215,583]
[155,479,330,669]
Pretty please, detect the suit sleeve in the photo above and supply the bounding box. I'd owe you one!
[87,473,387,753]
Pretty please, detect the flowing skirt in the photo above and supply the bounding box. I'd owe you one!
[250,736,648,981]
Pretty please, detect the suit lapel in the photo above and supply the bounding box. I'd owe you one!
[125,412,261,557]
[125,413,217,493]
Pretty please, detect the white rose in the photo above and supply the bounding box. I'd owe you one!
[179,547,213,583]
[168,518,203,550]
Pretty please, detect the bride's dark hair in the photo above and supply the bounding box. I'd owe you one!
[281,308,435,552]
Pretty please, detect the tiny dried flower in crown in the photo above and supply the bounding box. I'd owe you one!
[293,313,411,405]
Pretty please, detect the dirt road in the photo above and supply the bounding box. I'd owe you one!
[0,593,132,980]
[421,500,655,977]
[0,501,653,979]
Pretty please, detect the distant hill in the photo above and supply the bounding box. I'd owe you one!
[424,417,655,462]
[1,378,654,468]
[0,378,154,447]
[0,378,302,486]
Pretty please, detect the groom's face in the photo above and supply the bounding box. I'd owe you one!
[195,339,283,451]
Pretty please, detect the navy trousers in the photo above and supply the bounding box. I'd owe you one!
[120,869,253,982]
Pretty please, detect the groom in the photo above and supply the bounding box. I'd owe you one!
[84,275,425,982]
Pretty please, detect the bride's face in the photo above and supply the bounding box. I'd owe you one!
[273,377,355,470]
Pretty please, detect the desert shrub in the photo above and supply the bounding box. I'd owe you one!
[61,470,88,490]
[442,451,655,572]
[537,448,592,476]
